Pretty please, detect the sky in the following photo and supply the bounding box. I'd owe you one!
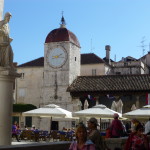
[4,0,150,65]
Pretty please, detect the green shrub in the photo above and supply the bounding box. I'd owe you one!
[13,104,37,112]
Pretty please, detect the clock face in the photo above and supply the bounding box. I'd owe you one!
[47,47,67,68]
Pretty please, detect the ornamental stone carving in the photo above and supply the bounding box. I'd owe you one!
[0,12,14,68]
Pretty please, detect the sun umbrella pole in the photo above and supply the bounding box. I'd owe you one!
[100,118,101,132]
[50,117,52,133]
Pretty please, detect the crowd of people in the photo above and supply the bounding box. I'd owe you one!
[12,115,150,150]
[69,117,110,150]
[69,114,150,150]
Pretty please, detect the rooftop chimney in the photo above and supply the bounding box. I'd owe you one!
[105,45,111,64]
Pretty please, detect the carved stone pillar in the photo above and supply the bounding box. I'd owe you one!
[0,68,20,145]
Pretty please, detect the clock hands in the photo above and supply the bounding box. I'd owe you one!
[52,57,65,59]
[58,53,63,57]
[52,53,64,59]
[52,56,58,59]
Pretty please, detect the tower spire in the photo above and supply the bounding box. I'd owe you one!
[60,11,66,28]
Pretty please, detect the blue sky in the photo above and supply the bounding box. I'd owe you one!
[4,0,150,65]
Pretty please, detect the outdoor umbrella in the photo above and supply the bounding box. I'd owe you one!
[123,105,150,119]
[72,104,122,131]
[72,104,122,119]
[22,104,74,130]
[23,104,72,118]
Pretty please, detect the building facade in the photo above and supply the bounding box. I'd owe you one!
[15,17,111,130]
[14,16,150,130]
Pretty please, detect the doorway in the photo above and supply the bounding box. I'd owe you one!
[51,121,58,130]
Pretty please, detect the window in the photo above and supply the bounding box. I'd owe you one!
[92,69,96,76]
[18,88,25,97]
[75,57,76,61]
[25,117,32,127]
[20,73,25,79]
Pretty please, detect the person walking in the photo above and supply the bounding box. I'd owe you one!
[69,123,95,150]
[12,121,20,142]
[87,117,109,150]
[109,113,124,138]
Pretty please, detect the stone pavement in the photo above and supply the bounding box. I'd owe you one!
[12,141,42,145]
[11,139,54,145]
[0,141,71,150]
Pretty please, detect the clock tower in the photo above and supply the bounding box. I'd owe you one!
[42,16,80,111]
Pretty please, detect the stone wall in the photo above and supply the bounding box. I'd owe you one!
[105,137,127,150]
[0,136,149,150]
[105,135,150,150]
[0,142,71,150]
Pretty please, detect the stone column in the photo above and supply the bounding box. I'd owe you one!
[0,0,4,20]
[0,68,20,145]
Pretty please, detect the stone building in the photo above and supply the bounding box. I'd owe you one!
[103,45,150,75]
[14,17,111,130]
[16,54,111,110]
[14,16,150,130]
[111,56,149,75]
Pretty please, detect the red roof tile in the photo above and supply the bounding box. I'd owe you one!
[45,27,80,47]
[67,74,150,96]
[18,57,44,67]
[81,53,104,64]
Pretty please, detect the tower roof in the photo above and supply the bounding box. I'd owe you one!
[45,16,80,47]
